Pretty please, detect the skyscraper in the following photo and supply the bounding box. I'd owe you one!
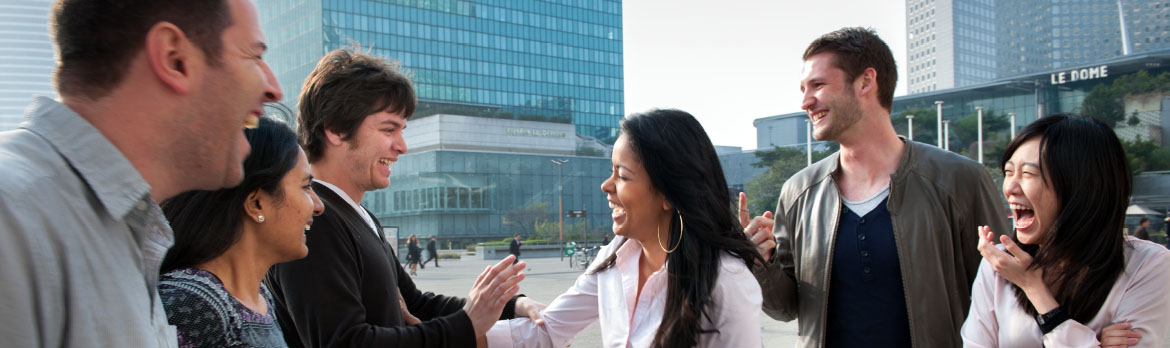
[257,0,625,143]
[0,0,56,131]
[906,0,1170,95]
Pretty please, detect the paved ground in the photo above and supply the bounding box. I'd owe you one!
[411,256,799,347]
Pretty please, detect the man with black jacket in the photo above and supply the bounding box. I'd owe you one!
[509,234,522,264]
[425,236,440,268]
[265,48,541,348]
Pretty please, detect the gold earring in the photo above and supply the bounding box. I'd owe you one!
[257,215,265,223]
[658,211,683,253]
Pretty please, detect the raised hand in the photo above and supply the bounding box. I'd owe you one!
[739,192,776,262]
[464,255,526,338]
[976,225,1058,313]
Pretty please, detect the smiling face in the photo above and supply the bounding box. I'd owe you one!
[600,135,671,242]
[800,52,863,142]
[255,148,323,261]
[1003,137,1060,245]
[338,109,409,193]
[185,0,282,189]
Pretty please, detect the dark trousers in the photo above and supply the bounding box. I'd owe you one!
[424,251,439,267]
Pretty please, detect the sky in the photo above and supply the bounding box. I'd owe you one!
[622,0,908,150]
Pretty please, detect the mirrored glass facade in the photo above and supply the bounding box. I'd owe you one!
[257,1,623,246]
[258,0,625,143]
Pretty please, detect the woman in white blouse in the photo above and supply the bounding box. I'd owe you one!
[486,109,765,347]
[962,114,1170,347]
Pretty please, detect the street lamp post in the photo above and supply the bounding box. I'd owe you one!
[935,101,944,147]
[942,120,951,151]
[976,106,984,164]
[805,119,812,167]
[906,114,914,141]
[550,159,568,260]
[1009,112,1017,140]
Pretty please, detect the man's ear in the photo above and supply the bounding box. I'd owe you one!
[325,128,347,147]
[144,22,198,95]
[856,67,878,99]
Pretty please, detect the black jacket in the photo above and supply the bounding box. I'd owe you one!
[509,238,521,256]
[266,183,510,348]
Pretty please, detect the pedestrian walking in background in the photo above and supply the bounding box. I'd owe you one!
[509,234,523,264]
[425,236,440,268]
[407,234,421,276]
[1135,217,1151,241]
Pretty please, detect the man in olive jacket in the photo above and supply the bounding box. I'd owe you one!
[742,27,1010,347]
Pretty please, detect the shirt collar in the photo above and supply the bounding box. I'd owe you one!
[22,97,151,220]
[312,178,378,233]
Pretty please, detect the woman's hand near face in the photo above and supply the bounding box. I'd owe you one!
[976,226,1059,313]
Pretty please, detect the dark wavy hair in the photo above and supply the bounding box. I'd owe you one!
[160,115,302,273]
[1002,114,1129,323]
[590,109,764,347]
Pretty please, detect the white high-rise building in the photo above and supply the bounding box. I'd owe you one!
[0,0,56,131]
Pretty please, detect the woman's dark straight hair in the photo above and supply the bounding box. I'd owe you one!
[160,115,301,274]
[1002,114,1130,323]
[589,109,764,348]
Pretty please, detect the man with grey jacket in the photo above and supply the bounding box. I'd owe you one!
[741,27,1009,347]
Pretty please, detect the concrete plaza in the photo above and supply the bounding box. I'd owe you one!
[411,256,799,347]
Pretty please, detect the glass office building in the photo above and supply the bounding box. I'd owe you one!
[258,0,624,143]
[754,49,1170,161]
[256,0,625,245]
[362,114,613,247]
[907,0,1170,94]
[0,0,56,131]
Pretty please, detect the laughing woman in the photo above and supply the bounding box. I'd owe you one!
[962,114,1170,347]
[158,116,324,348]
[485,109,765,347]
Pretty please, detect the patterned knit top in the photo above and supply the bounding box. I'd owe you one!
[159,268,288,348]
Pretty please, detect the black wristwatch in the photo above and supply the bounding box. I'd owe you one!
[501,294,526,319]
[1035,306,1070,334]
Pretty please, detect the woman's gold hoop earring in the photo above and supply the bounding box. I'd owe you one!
[658,211,684,253]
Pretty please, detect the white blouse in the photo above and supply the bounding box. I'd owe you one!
[486,236,763,348]
[961,237,1170,347]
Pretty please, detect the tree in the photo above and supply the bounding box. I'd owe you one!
[890,107,939,144]
[502,202,551,237]
[1081,70,1170,127]
[745,145,837,215]
[1123,137,1170,175]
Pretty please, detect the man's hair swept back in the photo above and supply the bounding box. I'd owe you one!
[803,27,898,111]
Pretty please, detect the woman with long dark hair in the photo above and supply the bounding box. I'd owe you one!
[485,109,765,347]
[158,116,324,348]
[406,234,421,276]
[962,114,1170,347]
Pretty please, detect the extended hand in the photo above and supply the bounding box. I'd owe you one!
[465,255,526,338]
[513,297,549,325]
[739,192,776,263]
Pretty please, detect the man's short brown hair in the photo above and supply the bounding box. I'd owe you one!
[51,0,231,99]
[803,27,898,111]
[298,48,416,162]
